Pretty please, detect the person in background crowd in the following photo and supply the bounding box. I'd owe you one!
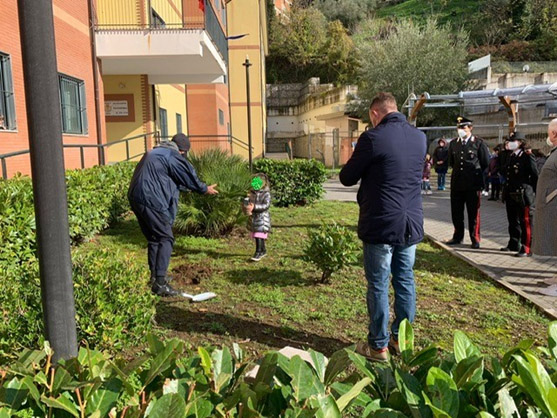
[498,140,512,199]
[422,154,433,195]
[533,119,557,295]
[446,116,490,249]
[488,146,501,201]
[532,149,548,174]
[500,132,538,257]
[340,92,426,362]
[432,138,449,190]
[128,134,218,297]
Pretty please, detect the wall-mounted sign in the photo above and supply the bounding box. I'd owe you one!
[106,100,129,116]
[104,94,135,122]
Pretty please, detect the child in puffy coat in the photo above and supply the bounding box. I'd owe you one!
[243,174,271,261]
[422,154,433,195]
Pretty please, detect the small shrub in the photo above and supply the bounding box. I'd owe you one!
[175,149,251,237]
[304,222,359,283]
[253,158,327,207]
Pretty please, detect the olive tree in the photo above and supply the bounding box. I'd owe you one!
[352,18,469,125]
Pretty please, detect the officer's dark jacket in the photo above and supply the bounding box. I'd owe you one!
[339,112,427,245]
[447,136,490,191]
[128,142,207,222]
[505,149,538,199]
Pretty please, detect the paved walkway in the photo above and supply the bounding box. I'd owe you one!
[324,178,557,318]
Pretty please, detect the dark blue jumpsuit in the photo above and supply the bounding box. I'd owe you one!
[128,142,207,280]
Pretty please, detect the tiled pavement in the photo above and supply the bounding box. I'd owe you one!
[324,178,557,319]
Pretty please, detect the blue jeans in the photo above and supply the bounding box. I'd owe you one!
[363,243,416,350]
[437,172,446,189]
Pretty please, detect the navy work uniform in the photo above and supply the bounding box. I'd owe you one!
[447,117,490,248]
[502,135,538,256]
[128,134,208,296]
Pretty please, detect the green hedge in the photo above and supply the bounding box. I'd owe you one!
[253,158,327,207]
[1,321,557,417]
[0,162,155,356]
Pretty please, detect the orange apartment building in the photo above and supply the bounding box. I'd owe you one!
[0,0,105,178]
[0,0,266,179]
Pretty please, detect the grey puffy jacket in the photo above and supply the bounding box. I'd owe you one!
[248,188,271,233]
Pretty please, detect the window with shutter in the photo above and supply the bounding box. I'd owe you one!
[0,52,16,130]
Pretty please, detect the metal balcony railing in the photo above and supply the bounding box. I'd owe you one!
[94,0,228,64]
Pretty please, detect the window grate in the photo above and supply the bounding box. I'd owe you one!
[59,74,87,134]
[0,52,16,130]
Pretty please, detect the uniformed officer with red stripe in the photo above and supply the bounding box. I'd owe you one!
[446,116,490,249]
[501,132,538,257]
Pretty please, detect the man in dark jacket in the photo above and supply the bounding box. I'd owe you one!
[339,92,427,362]
[128,134,218,296]
[446,116,490,249]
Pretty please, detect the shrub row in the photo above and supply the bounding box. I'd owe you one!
[1,321,556,417]
[253,158,328,207]
[0,163,155,356]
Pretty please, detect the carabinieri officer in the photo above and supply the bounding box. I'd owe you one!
[446,116,490,249]
[501,132,538,257]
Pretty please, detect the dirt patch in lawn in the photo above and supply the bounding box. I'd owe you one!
[172,263,214,286]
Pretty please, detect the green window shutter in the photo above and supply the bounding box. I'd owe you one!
[79,81,88,134]
[1,54,16,130]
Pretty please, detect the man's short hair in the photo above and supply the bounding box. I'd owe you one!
[369,92,397,114]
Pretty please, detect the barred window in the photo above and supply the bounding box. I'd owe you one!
[176,113,183,134]
[159,108,168,138]
[59,74,87,134]
[0,52,16,130]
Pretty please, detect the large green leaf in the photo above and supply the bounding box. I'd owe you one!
[309,394,342,418]
[198,347,213,377]
[85,378,122,416]
[143,340,183,388]
[20,376,40,405]
[496,388,520,418]
[309,350,328,383]
[212,347,233,393]
[399,320,414,363]
[369,408,410,417]
[407,346,439,369]
[330,382,372,408]
[255,352,278,386]
[394,369,429,418]
[0,378,28,410]
[453,331,481,363]
[453,356,484,389]
[425,367,459,418]
[549,322,557,362]
[336,377,372,412]
[40,393,79,417]
[325,349,352,386]
[287,355,325,401]
[146,394,187,418]
[346,350,375,381]
[185,397,213,418]
[512,352,556,417]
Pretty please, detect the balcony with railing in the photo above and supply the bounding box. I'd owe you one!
[94,0,228,84]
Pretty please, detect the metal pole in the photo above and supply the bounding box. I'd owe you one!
[1,158,6,180]
[17,0,78,362]
[243,57,253,171]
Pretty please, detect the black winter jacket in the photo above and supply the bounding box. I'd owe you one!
[128,142,207,222]
[339,112,427,245]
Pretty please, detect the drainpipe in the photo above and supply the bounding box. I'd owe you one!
[87,0,105,165]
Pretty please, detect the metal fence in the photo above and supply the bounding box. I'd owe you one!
[0,133,252,179]
[94,0,227,64]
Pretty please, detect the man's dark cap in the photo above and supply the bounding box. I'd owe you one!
[172,133,190,152]
[456,116,473,127]
[510,131,526,141]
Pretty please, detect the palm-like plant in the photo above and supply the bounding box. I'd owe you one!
[174,149,251,237]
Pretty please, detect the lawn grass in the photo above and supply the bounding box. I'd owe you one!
[86,200,550,359]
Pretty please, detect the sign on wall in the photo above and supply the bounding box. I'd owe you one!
[104,94,135,122]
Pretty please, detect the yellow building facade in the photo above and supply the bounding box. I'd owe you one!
[226,0,268,159]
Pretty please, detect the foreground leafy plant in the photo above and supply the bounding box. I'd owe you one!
[2,321,556,417]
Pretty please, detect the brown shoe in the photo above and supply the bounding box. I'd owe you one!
[388,337,401,356]
[355,342,389,363]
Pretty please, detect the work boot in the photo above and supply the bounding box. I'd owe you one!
[388,336,400,356]
[355,342,389,363]
[152,276,180,297]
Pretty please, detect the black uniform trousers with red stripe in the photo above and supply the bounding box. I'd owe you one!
[450,189,481,244]
[505,198,533,253]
